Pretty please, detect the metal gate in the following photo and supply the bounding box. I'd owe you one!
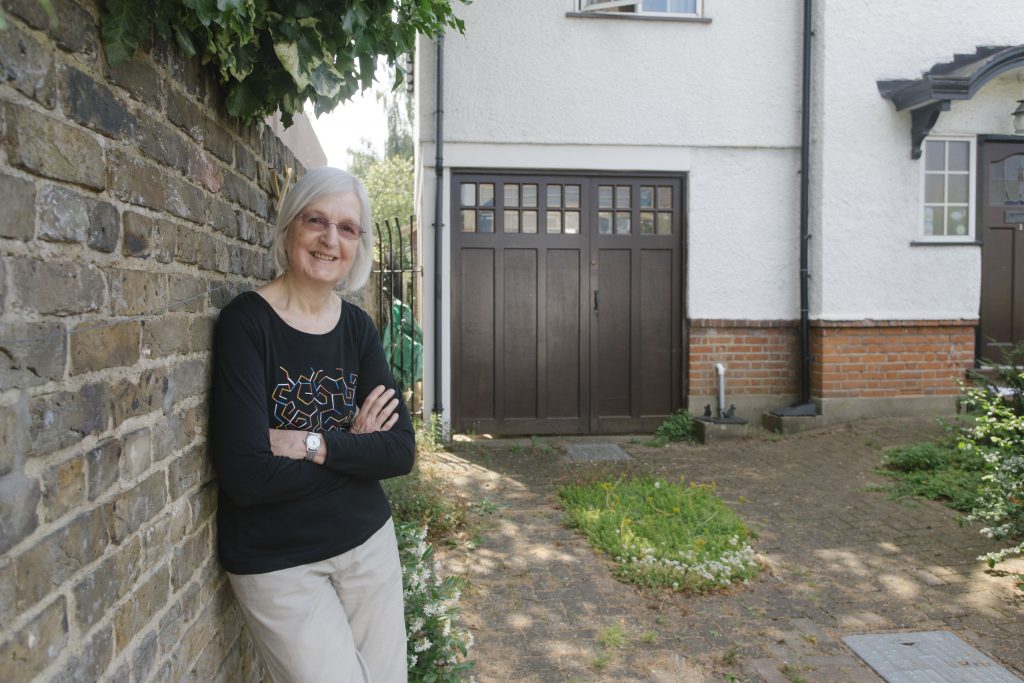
[451,172,685,435]
[373,216,422,416]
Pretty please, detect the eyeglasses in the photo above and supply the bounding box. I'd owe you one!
[297,212,364,241]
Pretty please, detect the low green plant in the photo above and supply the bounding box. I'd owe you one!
[599,625,628,649]
[876,441,984,513]
[383,461,464,542]
[958,354,1024,577]
[396,522,474,682]
[558,477,759,592]
[648,409,697,447]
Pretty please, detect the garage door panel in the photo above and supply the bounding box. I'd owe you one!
[640,249,673,417]
[546,249,582,419]
[504,249,538,419]
[596,249,632,418]
[458,248,495,420]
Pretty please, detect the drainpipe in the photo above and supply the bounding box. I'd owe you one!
[774,0,816,417]
[432,34,445,422]
[798,0,813,408]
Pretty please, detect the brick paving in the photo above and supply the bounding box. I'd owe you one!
[428,418,1024,682]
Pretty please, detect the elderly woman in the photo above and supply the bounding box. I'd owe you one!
[210,167,413,683]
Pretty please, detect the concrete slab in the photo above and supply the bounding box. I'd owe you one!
[843,631,1023,683]
[565,443,632,462]
[694,418,750,443]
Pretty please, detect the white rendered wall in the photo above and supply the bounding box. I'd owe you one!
[814,0,1024,321]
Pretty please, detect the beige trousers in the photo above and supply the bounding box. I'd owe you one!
[227,518,407,683]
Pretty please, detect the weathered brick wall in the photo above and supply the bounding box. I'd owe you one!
[688,320,800,399]
[810,320,976,399]
[0,1,312,679]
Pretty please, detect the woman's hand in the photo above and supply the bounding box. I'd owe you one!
[350,385,400,434]
[268,428,309,461]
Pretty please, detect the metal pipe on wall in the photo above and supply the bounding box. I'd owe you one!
[432,34,445,420]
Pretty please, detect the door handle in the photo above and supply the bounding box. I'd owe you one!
[594,290,599,312]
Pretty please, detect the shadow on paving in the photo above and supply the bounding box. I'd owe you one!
[426,417,1024,683]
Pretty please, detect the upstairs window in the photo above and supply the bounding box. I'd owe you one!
[920,137,975,241]
[579,0,702,17]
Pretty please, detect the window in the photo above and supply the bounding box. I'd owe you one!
[920,137,975,241]
[579,0,701,17]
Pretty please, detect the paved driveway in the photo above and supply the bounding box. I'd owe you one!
[429,417,1024,682]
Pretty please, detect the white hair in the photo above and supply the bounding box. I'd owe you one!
[271,167,374,293]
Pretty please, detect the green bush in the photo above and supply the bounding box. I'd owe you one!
[558,477,759,592]
[396,522,473,682]
[958,353,1024,574]
[649,409,697,446]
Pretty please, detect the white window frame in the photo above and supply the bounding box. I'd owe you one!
[578,0,703,18]
[918,135,976,243]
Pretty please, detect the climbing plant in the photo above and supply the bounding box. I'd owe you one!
[100,0,466,126]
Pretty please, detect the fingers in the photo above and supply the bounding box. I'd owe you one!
[352,386,401,433]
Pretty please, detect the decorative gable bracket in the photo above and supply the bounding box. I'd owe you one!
[878,45,1023,159]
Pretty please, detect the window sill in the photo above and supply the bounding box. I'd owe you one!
[910,240,981,247]
[565,12,712,23]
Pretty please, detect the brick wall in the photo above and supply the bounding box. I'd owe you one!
[0,1,307,679]
[688,320,800,400]
[810,320,976,399]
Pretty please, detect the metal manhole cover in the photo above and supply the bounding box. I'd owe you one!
[843,631,1022,682]
[566,443,631,462]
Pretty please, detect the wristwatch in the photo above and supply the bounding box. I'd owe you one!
[303,432,322,461]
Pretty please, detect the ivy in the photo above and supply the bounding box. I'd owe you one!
[100,0,467,126]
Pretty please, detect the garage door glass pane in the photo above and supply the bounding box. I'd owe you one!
[616,186,631,209]
[640,186,654,209]
[657,212,672,234]
[565,185,581,209]
[640,212,655,234]
[480,184,495,207]
[616,212,631,234]
[657,186,672,209]
[599,211,613,234]
[522,210,537,233]
[523,185,538,208]
[504,210,519,233]
[479,211,494,233]
[461,183,476,206]
[462,209,476,232]
[504,185,519,207]
[599,186,613,209]
[547,185,562,208]
[565,211,580,233]
[547,212,562,233]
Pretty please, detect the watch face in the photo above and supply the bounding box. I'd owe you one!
[306,433,322,449]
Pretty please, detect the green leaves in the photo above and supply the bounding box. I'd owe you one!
[101,0,468,126]
[101,0,151,64]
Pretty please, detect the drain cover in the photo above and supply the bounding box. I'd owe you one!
[566,443,631,462]
[843,631,1022,683]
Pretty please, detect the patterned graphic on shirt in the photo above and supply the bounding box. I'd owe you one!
[271,367,357,431]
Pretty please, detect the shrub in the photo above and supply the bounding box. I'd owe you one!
[650,409,697,446]
[396,522,474,682]
[558,477,759,592]
[958,359,1024,573]
[383,463,464,542]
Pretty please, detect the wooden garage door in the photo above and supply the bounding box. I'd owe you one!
[452,172,685,435]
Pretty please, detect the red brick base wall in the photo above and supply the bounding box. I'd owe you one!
[810,320,976,399]
[688,320,800,398]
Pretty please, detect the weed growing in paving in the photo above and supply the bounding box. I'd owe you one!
[558,476,760,592]
[648,409,698,446]
[599,625,628,649]
[876,441,985,513]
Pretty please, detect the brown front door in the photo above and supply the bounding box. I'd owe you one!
[451,172,685,435]
[980,139,1024,361]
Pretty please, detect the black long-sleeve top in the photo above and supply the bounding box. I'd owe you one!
[210,291,415,574]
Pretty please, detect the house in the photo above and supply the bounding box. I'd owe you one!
[412,0,1024,435]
